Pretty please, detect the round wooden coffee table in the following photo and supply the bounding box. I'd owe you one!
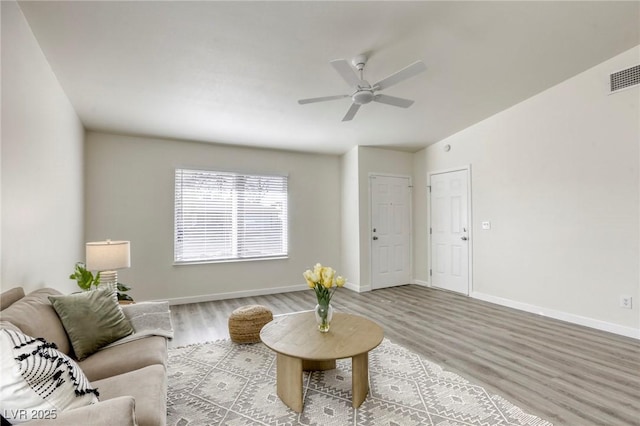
[260,311,384,413]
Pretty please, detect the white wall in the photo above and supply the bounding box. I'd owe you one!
[412,151,429,284]
[85,132,342,302]
[1,2,85,294]
[357,147,414,290]
[340,146,361,288]
[414,46,640,337]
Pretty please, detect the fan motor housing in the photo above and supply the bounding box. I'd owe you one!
[353,90,374,105]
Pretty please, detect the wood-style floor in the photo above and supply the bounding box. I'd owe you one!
[169,285,640,426]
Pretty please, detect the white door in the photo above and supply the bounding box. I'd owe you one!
[430,169,470,294]
[371,175,411,289]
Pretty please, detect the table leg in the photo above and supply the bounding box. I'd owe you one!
[351,352,369,408]
[276,353,303,412]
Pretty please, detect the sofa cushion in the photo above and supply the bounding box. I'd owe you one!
[78,335,168,382]
[92,364,167,426]
[0,288,71,355]
[23,396,137,426]
[0,320,22,333]
[48,286,134,360]
[0,328,99,424]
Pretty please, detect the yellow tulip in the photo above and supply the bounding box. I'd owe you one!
[303,270,318,288]
[321,267,334,288]
[306,264,343,304]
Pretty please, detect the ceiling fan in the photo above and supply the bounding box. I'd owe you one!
[298,54,427,122]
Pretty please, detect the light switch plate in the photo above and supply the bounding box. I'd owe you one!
[482,221,491,230]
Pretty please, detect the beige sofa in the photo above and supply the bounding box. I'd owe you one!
[0,287,168,426]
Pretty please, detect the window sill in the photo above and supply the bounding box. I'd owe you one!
[173,256,288,266]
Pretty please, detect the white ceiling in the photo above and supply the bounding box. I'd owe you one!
[17,1,640,154]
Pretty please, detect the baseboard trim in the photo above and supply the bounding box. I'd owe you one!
[471,291,639,340]
[345,281,371,293]
[413,279,430,287]
[165,281,374,305]
[163,284,308,306]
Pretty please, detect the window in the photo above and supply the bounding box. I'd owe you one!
[174,168,288,263]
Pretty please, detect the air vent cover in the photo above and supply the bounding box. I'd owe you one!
[610,64,640,93]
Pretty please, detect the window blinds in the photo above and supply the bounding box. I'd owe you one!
[175,169,288,263]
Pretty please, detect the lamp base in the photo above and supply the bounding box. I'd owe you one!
[99,270,118,288]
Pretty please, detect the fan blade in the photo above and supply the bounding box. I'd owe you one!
[342,103,361,121]
[373,61,426,91]
[330,59,362,87]
[374,94,414,108]
[298,94,349,105]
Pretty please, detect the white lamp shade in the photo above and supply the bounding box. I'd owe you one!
[85,240,131,271]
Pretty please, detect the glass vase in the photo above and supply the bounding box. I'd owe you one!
[314,303,333,333]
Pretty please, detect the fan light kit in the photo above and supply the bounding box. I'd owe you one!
[298,54,427,121]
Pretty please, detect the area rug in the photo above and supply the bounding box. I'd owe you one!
[167,338,552,426]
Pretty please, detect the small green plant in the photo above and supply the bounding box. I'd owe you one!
[70,262,134,302]
[69,262,100,290]
[116,283,134,302]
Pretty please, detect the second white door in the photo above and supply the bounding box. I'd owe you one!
[371,175,411,289]
[430,169,470,295]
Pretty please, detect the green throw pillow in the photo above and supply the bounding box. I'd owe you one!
[49,286,134,360]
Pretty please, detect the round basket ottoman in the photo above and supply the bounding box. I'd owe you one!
[228,305,273,344]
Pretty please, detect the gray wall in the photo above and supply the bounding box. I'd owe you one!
[85,132,342,302]
[1,2,85,294]
[413,46,640,336]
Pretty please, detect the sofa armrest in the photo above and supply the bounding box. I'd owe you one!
[0,287,25,311]
[21,397,137,426]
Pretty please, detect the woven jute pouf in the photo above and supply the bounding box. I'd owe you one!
[228,305,273,344]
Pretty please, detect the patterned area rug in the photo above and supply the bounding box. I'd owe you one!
[167,338,552,426]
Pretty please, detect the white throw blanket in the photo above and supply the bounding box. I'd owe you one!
[101,301,174,350]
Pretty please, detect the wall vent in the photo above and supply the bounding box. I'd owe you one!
[610,64,640,93]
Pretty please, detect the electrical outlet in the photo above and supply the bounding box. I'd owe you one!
[620,295,633,309]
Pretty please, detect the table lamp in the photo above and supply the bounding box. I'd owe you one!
[86,240,131,287]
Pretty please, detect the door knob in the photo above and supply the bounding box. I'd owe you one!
[373,236,378,240]
[461,236,468,241]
